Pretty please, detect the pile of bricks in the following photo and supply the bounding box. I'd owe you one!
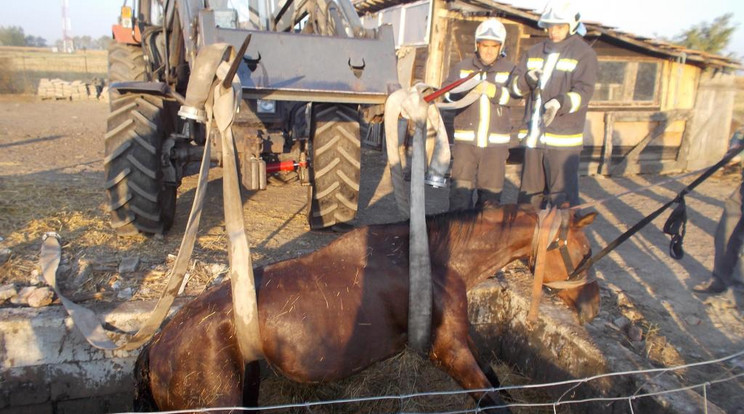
[37,78,107,102]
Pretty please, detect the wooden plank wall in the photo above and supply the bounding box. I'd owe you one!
[681,71,737,171]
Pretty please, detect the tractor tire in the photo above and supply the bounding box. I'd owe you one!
[108,42,146,83]
[307,104,361,230]
[107,42,147,101]
[104,94,176,236]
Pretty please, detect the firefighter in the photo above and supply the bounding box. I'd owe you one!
[445,18,516,211]
[693,129,744,302]
[510,0,598,208]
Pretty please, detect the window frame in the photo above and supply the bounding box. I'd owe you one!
[360,0,432,48]
[591,57,662,108]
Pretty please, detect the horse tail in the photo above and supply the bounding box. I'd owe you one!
[132,342,157,412]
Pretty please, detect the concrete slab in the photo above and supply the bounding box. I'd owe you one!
[0,300,189,413]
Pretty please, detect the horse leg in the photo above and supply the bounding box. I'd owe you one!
[146,332,247,410]
[242,361,261,407]
[466,336,501,389]
[132,342,157,412]
[465,336,517,408]
[431,329,511,413]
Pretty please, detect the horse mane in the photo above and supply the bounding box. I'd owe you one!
[426,204,535,255]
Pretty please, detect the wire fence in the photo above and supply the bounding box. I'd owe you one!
[117,349,744,413]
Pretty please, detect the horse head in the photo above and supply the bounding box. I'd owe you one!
[429,204,600,323]
[540,208,599,323]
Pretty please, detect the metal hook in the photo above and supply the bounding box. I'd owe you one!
[243,51,262,72]
[348,58,366,78]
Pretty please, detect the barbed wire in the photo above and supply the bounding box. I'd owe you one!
[118,349,744,413]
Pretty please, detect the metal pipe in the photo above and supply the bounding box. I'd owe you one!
[273,0,296,29]
[423,70,479,103]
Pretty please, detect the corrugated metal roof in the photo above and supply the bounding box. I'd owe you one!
[353,0,742,70]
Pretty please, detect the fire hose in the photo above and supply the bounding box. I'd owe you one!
[382,75,498,354]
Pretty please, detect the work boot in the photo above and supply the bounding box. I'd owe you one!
[732,286,744,315]
[693,278,728,294]
[449,180,474,211]
[475,189,501,208]
[517,190,545,210]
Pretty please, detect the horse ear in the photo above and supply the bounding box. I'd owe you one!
[575,212,598,228]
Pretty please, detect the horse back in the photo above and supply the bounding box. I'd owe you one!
[255,225,412,382]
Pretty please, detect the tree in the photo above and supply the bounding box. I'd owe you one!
[95,35,112,50]
[24,35,47,48]
[672,13,739,56]
[0,26,27,46]
[72,35,94,50]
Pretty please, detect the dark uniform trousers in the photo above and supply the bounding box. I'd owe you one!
[518,147,581,209]
[449,143,509,210]
[712,170,744,289]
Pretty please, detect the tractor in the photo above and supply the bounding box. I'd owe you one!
[105,0,398,235]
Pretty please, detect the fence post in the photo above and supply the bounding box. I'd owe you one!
[21,55,29,94]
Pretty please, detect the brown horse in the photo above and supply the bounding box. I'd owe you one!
[133,204,598,412]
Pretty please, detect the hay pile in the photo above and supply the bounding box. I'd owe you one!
[258,350,470,413]
[257,349,558,413]
[0,176,221,302]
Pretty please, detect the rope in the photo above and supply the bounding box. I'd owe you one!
[569,144,744,279]
[527,207,560,321]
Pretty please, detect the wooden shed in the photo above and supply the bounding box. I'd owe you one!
[354,0,742,175]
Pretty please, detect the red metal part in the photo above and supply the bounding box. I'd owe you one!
[265,160,307,173]
[112,24,141,45]
[423,70,480,103]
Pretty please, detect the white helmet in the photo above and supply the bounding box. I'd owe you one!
[474,19,507,52]
[538,0,585,35]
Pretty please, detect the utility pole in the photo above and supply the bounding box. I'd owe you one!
[62,0,74,53]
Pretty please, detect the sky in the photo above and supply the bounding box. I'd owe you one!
[1,0,743,58]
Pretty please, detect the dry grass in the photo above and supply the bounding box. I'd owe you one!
[0,175,224,300]
[642,321,685,369]
[0,46,107,94]
[0,46,107,73]
[257,349,562,413]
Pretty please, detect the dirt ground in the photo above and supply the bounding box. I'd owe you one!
[1,95,743,412]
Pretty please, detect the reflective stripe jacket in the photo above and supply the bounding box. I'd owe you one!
[511,35,598,148]
[445,56,516,148]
